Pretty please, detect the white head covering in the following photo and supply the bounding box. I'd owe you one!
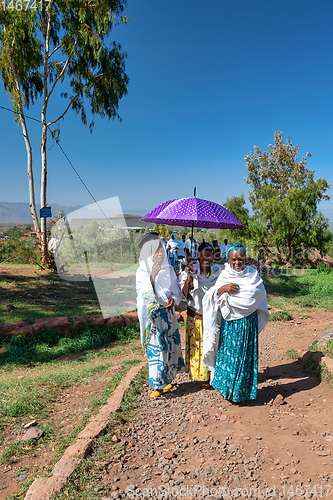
[167,233,178,251]
[202,263,269,378]
[136,237,182,343]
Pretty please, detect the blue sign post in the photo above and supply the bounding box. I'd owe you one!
[40,207,52,218]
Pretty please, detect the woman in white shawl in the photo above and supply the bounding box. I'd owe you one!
[203,243,269,402]
[136,233,185,398]
[179,242,223,383]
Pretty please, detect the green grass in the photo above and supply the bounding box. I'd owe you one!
[0,262,139,324]
[269,311,293,322]
[4,365,147,500]
[0,358,142,466]
[301,356,333,388]
[264,267,333,315]
[324,340,333,359]
[52,365,148,500]
[0,323,140,368]
[0,267,101,324]
[286,349,299,360]
[0,322,141,470]
[308,339,333,359]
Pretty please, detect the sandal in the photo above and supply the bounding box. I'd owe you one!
[150,389,163,398]
[164,384,173,391]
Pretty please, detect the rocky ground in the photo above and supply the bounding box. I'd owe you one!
[102,311,333,500]
[0,311,332,499]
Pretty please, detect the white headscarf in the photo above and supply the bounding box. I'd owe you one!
[167,233,178,251]
[202,263,269,378]
[136,238,182,343]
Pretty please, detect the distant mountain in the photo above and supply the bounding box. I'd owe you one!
[0,202,155,230]
[1,201,332,230]
[0,202,83,224]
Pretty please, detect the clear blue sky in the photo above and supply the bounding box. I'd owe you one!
[1,0,332,218]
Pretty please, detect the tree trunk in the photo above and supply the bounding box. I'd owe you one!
[17,87,40,240]
[40,9,51,266]
[40,122,48,265]
[4,21,40,242]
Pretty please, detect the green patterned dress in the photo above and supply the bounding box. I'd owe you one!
[212,310,258,402]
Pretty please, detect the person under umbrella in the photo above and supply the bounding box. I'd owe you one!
[179,242,223,385]
[202,243,269,403]
[136,233,185,398]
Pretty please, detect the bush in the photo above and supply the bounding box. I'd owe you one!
[0,231,39,264]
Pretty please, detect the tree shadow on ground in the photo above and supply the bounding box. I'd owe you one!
[263,274,308,298]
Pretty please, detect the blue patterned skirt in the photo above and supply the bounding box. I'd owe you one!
[146,306,185,389]
[212,311,258,402]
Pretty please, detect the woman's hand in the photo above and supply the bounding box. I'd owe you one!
[217,283,240,296]
[186,260,194,274]
[165,297,174,310]
[150,262,161,282]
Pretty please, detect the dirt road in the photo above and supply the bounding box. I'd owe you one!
[103,310,333,499]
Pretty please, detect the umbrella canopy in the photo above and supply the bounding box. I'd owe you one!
[141,196,243,229]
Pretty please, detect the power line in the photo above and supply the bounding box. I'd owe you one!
[55,140,115,227]
[0,103,114,226]
[0,104,41,123]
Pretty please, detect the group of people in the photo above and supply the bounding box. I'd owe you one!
[164,234,232,273]
[136,233,269,404]
[164,233,199,273]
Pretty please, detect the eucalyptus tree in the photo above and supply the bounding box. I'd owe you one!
[0,0,129,264]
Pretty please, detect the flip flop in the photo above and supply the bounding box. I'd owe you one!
[150,389,163,398]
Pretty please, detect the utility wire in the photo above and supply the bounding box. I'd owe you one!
[0,103,115,227]
[0,104,41,123]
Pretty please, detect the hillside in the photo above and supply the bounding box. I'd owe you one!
[0,202,82,224]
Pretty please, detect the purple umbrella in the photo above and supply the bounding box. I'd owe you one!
[141,196,243,230]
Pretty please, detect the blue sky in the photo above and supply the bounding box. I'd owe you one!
[0,0,332,219]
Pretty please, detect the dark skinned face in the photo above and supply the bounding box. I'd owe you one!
[198,249,214,270]
[228,250,245,271]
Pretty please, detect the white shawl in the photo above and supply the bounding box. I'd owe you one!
[136,239,182,344]
[179,263,223,314]
[202,263,269,378]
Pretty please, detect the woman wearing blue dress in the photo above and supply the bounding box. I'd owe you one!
[203,243,269,403]
[136,233,185,398]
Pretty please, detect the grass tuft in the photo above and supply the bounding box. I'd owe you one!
[269,311,293,322]
[286,349,299,360]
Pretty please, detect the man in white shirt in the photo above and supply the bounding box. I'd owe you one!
[220,238,231,260]
[177,234,186,271]
[184,236,199,260]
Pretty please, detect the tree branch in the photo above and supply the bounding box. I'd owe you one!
[48,44,62,59]
[46,41,77,104]
[46,89,84,127]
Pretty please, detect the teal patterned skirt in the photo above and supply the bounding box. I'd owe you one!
[212,310,258,402]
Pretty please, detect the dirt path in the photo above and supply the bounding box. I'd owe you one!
[103,310,333,499]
